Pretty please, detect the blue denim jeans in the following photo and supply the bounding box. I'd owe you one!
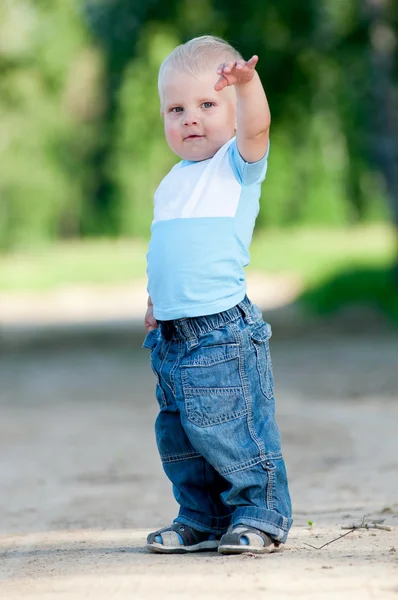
[142,296,292,543]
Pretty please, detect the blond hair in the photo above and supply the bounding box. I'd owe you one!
[158,35,242,102]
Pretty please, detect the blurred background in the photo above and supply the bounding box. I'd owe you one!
[1,1,398,569]
[0,0,397,325]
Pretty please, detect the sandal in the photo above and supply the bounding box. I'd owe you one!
[146,523,221,554]
[218,525,281,555]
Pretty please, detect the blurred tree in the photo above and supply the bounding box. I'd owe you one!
[168,0,350,226]
[362,0,398,274]
[80,0,178,235]
[0,0,396,247]
[0,0,88,248]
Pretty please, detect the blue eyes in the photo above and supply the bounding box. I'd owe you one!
[170,102,214,113]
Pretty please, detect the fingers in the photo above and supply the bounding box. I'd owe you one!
[217,60,237,75]
[217,56,258,75]
[215,62,232,90]
[247,55,259,67]
[215,56,259,90]
[214,73,228,91]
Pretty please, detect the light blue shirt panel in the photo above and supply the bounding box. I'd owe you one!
[228,139,269,186]
[229,139,269,255]
[177,139,268,249]
[147,218,247,320]
[147,138,269,319]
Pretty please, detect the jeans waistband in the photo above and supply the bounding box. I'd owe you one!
[157,296,261,342]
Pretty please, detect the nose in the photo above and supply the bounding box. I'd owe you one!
[182,111,199,126]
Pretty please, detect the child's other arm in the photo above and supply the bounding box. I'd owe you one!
[144,295,158,332]
[215,56,270,163]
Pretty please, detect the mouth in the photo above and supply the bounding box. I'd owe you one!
[184,134,204,141]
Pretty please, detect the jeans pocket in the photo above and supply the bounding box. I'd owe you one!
[143,329,167,409]
[142,328,159,350]
[181,343,247,427]
[249,322,274,401]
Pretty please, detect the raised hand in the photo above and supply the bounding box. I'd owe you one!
[214,55,259,91]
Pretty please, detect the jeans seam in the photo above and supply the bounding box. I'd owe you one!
[168,340,182,396]
[234,515,290,532]
[230,323,266,461]
[266,467,275,510]
[184,404,247,428]
[182,354,239,368]
[159,341,175,397]
[158,339,170,392]
[151,340,168,408]
[161,452,202,463]
[219,453,282,476]
[150,359,167,408]
[185,386,242,394]
[252,341,273,402]
[219,456,264,476]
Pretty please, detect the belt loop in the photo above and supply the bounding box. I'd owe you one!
[180,320,199,348]
[238,296,254,324]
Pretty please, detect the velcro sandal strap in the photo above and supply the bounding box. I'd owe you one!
[147,523,214,548]
[221,526,273,548]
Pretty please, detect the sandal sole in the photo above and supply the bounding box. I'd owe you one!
[218,544,282,555]
[146,541,220,554]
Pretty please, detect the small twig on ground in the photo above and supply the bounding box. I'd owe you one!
[305,516,393,550]
[304,528,356,551]
[341,517,391,532]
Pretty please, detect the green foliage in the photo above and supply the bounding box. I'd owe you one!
[114,27,178,237]
[0,0,396,247]
[0,1,89,248]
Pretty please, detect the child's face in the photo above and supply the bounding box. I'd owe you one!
[161,68,237,161]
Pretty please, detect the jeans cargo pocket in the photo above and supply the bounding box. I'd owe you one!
[142,328,167,409]
[181,343,247,427]
[249,322,274,401]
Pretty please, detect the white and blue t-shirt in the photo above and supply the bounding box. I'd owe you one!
[146,137,269,320]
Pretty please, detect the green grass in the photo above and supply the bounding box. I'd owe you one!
[0,225,396,294]
[251,225,398,322]
[250,224,396,284]
[0,239,148,292]
[300,266,398,323]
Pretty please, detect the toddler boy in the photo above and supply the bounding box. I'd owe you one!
[143,35,292,554]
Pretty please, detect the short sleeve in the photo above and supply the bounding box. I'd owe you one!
[228,138,269,186]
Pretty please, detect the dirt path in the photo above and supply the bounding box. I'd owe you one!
[0,333,397,599]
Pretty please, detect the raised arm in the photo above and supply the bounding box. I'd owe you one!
[215,55,270,163]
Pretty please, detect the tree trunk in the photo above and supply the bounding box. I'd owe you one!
[363,0,398,277]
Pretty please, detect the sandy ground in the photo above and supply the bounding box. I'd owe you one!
[0,273,301,326]
[0,326,398,598]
